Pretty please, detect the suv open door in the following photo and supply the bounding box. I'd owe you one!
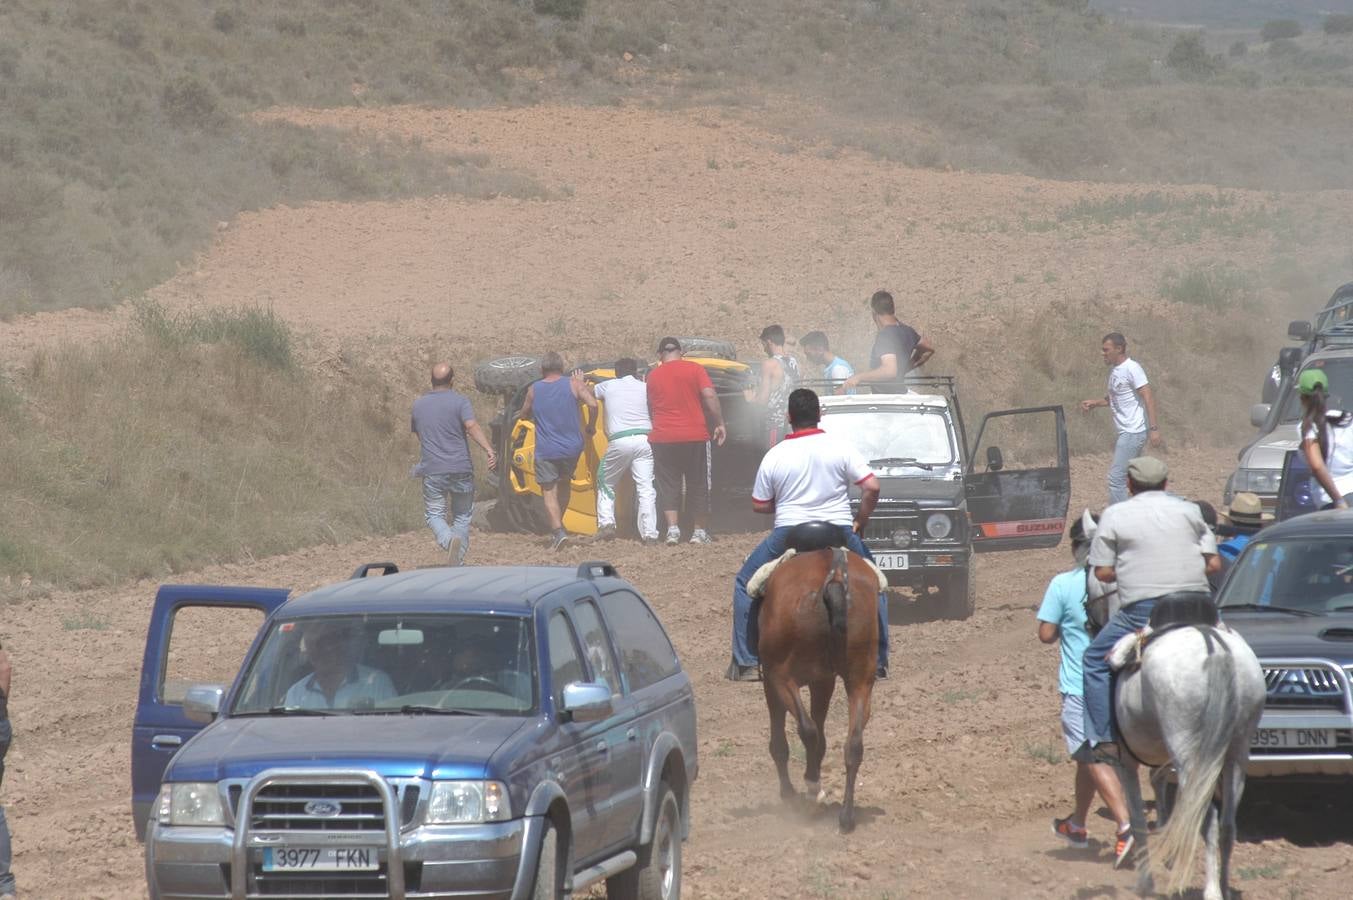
[965,406,1071,552]
[131,584,288,838]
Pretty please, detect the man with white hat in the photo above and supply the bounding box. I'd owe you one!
[1211,492,1271,590]
[1080,456,1221,766]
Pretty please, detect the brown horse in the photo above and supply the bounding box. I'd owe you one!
[758,545,880,833]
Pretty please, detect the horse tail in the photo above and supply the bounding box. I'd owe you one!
[822,547,850,673]
[1152,628,1236,895]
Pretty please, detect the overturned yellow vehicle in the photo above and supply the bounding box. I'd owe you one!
[476,342,764,536]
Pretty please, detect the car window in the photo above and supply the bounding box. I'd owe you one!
[547,612,586,704]
[819,406,955,466]
[231,613,536,715]
[573,600,622,696]
[1220,538,1353,613]
[1280,360,1353,423]
[598,590,680,691]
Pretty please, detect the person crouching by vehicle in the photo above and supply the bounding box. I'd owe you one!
[1211,492,1270,590]
[1039,513,1133,863]
[588,358,659,543]
[728,388,890,681]
[1298,368,1353,511]
[516,352,598,551]
[1081,457,1219,764]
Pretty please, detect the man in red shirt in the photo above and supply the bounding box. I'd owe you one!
[646,337,728,545]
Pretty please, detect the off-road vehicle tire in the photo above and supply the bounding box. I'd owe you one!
[673,337,737,361]
[941,568,976,620]
[474,355,543,396]
[530,820,561,900]
[607,783,681,900]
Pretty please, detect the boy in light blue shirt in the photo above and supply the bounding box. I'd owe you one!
[1038,513,1133,865]
[800,331,857,395]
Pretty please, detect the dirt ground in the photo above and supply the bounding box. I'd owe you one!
[4,103,1353,897]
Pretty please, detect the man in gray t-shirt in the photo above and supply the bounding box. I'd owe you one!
[1079,456,1219,759]
[411,363,496,565]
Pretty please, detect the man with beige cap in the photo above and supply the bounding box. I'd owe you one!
[1080,456,1221,765]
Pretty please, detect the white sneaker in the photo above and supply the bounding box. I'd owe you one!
[447,536,463,567]
[664,526,681,546]
[689,528,712,544]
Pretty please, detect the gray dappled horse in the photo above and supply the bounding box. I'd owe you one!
[1111,619,1265,899]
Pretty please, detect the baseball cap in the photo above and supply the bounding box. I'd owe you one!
[1127,456,1168,488]
[1299,368,1330,395]
[657,336,682,354]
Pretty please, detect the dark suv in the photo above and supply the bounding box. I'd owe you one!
[1217,512,1353,779]
[817,377,1071,619]
[132,562,697,900]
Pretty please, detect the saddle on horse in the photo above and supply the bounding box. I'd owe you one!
[746,522,887,599]
[1108,591,1223,672]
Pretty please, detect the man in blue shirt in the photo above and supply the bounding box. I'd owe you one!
[800,331,856,394]
[1212,492,1269,590]
[517,352,598,550]
[1038,514,1133,866]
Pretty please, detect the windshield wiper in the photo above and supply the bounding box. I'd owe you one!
[239,706,339,717]
[1220,603,1319,617]
[392,705,486,716]
[869,457,933,470]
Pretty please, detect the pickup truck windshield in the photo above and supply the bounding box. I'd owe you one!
[232,613,536,716]
[1219,538,1353,614]
[820,406,955,467]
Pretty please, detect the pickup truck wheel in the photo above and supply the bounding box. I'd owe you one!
[941,568,976,620]
[475,355,543,396]
[673,336,737,361]
[531,820,561,900]
[607,784,681,900]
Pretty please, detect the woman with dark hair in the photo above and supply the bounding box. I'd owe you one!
[1299,368,1353,510]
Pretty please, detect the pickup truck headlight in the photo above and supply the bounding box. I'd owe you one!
[157,783,225,827]
[426,781,511,824]
[1231,468,1281,495]
[925,513,953,540]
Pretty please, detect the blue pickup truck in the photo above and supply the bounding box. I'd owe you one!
[132,562,698,900]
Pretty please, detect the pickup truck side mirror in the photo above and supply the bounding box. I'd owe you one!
[183,684,226,724]
[1250,404,1271,429]
[1288,320,1312,341]
[1278,347,1304,372]
[985,446,1005,472]
[561,682,613,722]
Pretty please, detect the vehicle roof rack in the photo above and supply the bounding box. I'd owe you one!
[1313,295,1353,345]
[350,562,400,580]
[577,561,618,580]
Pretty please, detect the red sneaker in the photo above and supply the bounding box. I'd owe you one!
[1051,816,1089,849]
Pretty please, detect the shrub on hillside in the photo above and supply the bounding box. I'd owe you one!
[161,76,223,129]
[1166,33,1220,81]
[1229,40,1247,58]
[1326,15,1353,36]
[534,0,586,21]
[1260,20,1301,42]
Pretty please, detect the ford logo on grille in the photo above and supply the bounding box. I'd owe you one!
[304,800,342,818]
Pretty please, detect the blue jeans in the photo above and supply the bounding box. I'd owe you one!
[423,472,475,563]
[732,525,889,670]
[1108,430,1149,505]
[0,717,14,894]
[1082,599,1157,745]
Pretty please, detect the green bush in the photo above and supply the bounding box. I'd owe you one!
[534,0,587,22]
[1325,15,1353,36]
[1166,33,1219,80]
[1160,264,1255,310]
[132,301,294,370]
[161,76,224,130]
[1260,20,1301,42]
[1229,40,1247,58]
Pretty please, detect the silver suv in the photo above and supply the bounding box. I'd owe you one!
[1228,288,1353,513]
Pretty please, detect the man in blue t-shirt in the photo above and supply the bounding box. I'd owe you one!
[411,363,497,565]
[517,352,598,551]
[1037,514,1133,865]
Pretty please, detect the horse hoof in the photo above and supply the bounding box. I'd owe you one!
[838,812,856,834]
[802,780,827,805]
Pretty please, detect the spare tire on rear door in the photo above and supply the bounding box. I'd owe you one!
[673,337,737,361]
[474,356,542,396]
